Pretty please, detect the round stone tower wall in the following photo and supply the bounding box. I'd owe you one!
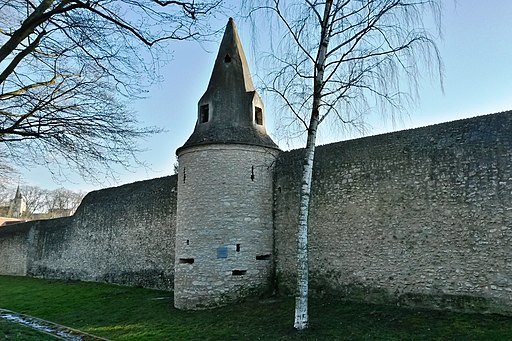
[175,144,279,309]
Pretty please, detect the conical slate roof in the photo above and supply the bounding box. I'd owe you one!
[177,18,279,154]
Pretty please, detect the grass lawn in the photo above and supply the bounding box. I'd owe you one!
[0,275,511,340]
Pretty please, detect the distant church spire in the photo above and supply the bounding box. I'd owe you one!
[14,185,22,199]
[8,185,26,218]
[177,18,278,154]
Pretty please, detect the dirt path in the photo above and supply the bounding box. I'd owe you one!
[0,308,108,340]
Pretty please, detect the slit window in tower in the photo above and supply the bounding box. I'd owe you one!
[224,54,232,63]
[255,107,263,125]
[179,258,194,264]
[200,104,209,123]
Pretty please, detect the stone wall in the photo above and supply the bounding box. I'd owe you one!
[0,175,177,290]
[0,222,34,276]
[274,111,512,314]
[2,110,512,315]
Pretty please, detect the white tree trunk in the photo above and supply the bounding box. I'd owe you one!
[293,0,332,330]
[293,123,318,330]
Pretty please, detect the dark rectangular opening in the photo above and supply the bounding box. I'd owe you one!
[236,243,240,252]
[255,107,263,125]
[256,254,271,260]
[232,270,247,276]
[179,258,194,264]
[200,104,209,123]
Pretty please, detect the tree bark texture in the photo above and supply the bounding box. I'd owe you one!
[294,0,333,330]
[293,118,318,330]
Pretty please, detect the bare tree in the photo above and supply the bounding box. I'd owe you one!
[0,0,222,182]
[248,0,442,330]
[0,148,16,186]
[0,185,12,208]
[45,187,85,217]
[21,185,49,216]
[2,184,85,218]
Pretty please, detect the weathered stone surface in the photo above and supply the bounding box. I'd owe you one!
[0,176,177,290]
[0,223,33,276]
[274,111,512,314]
[174,144,278,309]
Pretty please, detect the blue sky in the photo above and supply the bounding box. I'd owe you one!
[20,1,512,192]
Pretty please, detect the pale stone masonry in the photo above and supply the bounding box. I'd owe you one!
[175,145,278,309]
[1,18,512,315]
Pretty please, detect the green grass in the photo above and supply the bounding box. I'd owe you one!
[1,275,512,340]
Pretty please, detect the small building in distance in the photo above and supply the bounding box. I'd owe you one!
[8,186,27,218]
[0,186,27,222]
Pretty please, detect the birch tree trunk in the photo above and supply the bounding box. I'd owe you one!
[293,116,318,330]
[294,0,333,330]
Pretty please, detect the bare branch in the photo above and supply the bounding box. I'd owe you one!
[0,0,222,182]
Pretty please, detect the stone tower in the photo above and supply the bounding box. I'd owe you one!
[174,18,280,309]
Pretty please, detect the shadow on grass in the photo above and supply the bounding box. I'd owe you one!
[0,275,511,340]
